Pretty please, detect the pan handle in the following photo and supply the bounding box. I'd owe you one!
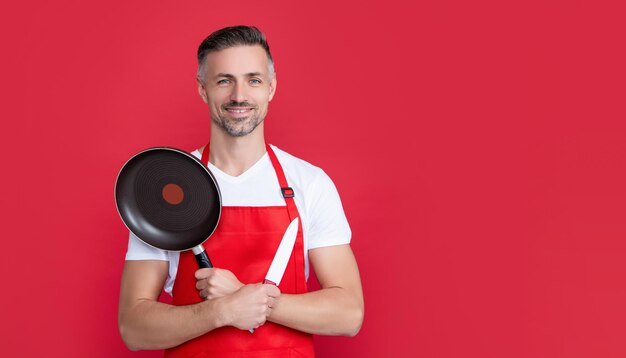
[192,245,213,268]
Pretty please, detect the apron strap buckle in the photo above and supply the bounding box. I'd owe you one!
[281,187,295,198]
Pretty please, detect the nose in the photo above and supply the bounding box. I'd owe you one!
[229,81,247,103]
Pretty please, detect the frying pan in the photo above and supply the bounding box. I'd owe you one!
[115,147,221,268]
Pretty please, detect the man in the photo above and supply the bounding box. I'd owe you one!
[118,26,363,357]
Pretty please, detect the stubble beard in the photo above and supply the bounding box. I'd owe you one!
[212,107,265,137]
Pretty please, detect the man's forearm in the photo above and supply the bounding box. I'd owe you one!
[268,287,364,336]
[119,298,225,350]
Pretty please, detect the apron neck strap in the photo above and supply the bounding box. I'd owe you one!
[201,143,210,165]
[265,145,299,222]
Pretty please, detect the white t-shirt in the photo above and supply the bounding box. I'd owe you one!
[125,145,351,294]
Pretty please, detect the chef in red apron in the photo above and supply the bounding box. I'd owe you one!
[118,26,364,357]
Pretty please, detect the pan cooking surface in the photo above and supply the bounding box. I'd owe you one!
[116,148,221,251]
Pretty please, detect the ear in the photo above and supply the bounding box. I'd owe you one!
[268,76,277,102]
[197,78,209,104]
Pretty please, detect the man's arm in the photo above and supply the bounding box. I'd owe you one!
[267,244,364,336]
[195,244,364,336]
[118,260,279,350]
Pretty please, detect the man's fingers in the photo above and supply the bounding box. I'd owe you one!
[194,268,214,280]
[262,284,280,297]
[196,279,207,290]
[265,297,274,315]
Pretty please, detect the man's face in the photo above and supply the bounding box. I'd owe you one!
[198,45,276,137]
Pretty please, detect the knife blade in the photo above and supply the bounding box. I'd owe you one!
[264,217,299,286]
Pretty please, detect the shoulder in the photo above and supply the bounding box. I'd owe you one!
[271,146,352,248]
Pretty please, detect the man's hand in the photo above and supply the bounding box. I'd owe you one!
[195,268,244,300]
[220,284,280,330]
[193,269,280,330]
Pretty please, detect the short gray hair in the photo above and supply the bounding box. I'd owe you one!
[197,25,275,83]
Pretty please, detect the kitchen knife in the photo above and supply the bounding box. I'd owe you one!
[264,217,299,286]
[248,217,299,334]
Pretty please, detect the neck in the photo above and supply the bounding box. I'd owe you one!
[208,123,266,177]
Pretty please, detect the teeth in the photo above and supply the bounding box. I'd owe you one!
[228,109,248,113]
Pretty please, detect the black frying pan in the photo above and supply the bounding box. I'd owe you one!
[115,147,221,268]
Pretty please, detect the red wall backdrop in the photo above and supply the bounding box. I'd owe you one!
[1,1,625,357]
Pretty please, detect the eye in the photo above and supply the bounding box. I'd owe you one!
[249,78,262,85]
[217,79,231,85]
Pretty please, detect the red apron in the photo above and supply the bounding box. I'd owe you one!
[164,144,315,358]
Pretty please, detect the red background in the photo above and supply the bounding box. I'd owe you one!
[1,1,625,357]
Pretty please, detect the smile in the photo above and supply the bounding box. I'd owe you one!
[225,107,255,118]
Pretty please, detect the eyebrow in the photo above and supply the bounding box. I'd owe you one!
[214,72,263,79]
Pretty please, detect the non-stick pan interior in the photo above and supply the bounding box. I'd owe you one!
[115,148,221,251]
